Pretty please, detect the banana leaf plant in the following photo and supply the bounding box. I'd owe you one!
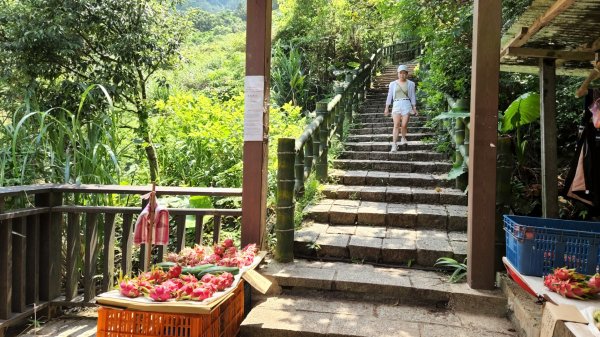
[499,92,540,166]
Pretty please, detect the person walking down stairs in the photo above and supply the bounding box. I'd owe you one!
[384,64,418,152]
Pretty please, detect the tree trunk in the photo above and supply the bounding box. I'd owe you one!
[137,104,159,183]
[145,141,159,183]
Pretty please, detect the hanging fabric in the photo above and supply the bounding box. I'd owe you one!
[562,89,600,212]
[133,193,170,245]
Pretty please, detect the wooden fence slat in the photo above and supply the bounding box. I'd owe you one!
[84,213,98,302]
[25,214,39,305]
[194,215,204,245]
[65,213,80,301]
[11,218,26,313]
[37,191,62,301]
[102,213,116,292]
[121,213,134,275]
[175,215,186,252]
[156,245,167,263]
[0,219,12,319]
[212,215,221,244]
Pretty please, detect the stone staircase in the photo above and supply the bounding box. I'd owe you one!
[295,64,468,268]
[240,64,517,337]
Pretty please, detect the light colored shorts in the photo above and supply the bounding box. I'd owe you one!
[392,99,412,116]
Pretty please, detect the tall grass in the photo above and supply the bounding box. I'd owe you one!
[0,84,122,186]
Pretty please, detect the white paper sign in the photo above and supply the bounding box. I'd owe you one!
[244,76,265,141]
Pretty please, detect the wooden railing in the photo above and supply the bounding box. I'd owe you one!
[0,184,241,331]
[274,41,420,262]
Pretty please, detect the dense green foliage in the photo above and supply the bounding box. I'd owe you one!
[0,0,190,183]
[271,0,405,110]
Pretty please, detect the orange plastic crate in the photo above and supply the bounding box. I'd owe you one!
[97,281,244,337]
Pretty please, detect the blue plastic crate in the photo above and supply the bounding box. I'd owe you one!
[504,215,600,276]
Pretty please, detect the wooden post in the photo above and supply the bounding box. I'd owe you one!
[315,101,329,182]
[25,214,39,305]
[102,213,116,292]
[468,0,501,290]
[276,138,295,262]
[12,218,26,313]
[0,216,11,319]
[37,191,62,301]
[540,58,558,218]
[242,0,272,248]
[84,213,98,302]
[120,213,134,275]
[65,213,80,301]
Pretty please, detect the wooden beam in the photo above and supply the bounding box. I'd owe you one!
[242,0,272,249]
[468,0,501,290]
[540,58,558,218]
[500,0,575,53]
[500,27,528,58]
[500,64,590,77]
[504,47,595,61]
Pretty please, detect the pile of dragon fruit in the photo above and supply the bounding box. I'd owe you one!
[544,267,600,299]
[166,238,257,268]
[118,239,257,302]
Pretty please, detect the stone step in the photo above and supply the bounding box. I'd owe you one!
[321,184,467,205]
[344,141,435,152]
[294,222,466,266]
[358,116,428,124]
[330,169,454,188]
[253,259,508,317]
[358,111,429,119]
[303,199,467,230]
[351,121,424,129]
[340,150,447,162]
[333,159,452,174]
[347,133,436,142]
[351,126,432,135]
[241,291,515,337]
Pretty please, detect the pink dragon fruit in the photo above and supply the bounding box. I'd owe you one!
[588,274,600,294]
[120,280,141,298]
[544,274,559,292]
[201,274,216,283]
[223,238,234,248]
[148,285,172,302]
[191,285,214,301]
[554,267,571,281]
[213,245,225,256]
[167,265,182,279]
[180,274,198,283]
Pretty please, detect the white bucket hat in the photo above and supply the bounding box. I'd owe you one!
[397,65,408,73]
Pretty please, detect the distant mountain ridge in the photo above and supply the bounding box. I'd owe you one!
[179,0,243,12]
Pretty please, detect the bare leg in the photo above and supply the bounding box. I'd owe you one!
[401,114,410,141]
[392,114,401,144]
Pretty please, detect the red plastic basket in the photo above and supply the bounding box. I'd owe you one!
[97,280,244,337]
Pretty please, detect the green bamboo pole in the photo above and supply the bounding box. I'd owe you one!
[294,143,305,196]
[454,118,467,190]
[276,138,295,262]
[315,101,329,182]
[335,86,345,138]
[305,135,314,179]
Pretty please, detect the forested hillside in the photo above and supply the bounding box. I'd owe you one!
[179,0,244,12]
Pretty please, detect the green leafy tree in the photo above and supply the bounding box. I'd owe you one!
[0,0,190,183]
